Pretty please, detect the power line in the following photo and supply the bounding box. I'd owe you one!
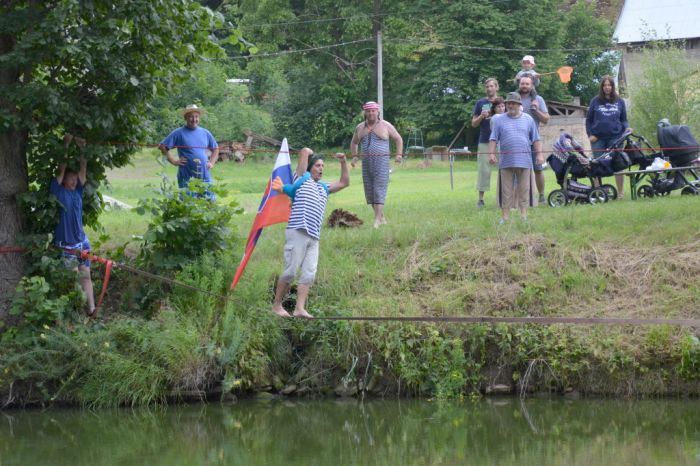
[218,37,609,62]
[224,38,374,60]
[386,38,610,53]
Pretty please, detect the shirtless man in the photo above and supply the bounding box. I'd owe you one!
[350,101,404,228]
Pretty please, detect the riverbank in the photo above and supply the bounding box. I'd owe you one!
[1,153,699,407]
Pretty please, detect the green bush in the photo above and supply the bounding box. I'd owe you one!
[677,334,700,380]
[9,276,71,329]
[136,171,242,271]
[4,235,86,339]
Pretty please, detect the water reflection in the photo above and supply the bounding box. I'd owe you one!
[1,398,699,465]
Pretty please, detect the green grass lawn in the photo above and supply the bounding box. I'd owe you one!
[95,150,700,321]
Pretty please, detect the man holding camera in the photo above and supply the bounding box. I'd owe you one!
[517,75,549,203]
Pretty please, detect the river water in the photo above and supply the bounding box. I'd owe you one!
[1,398,699,465]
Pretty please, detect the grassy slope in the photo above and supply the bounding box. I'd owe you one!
[98,150,700,321]
[20,149,687,403]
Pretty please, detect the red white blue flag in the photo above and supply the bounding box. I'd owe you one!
[230,139,293,290]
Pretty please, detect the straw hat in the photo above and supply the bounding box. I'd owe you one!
[180,104,207,117]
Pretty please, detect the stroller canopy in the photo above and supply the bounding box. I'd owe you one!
[657,123,699,167]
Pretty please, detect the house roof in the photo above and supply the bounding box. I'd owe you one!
[614,0,700,43]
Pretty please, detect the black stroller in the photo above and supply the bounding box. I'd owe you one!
[546,132,625,207]
[629,120,700,197]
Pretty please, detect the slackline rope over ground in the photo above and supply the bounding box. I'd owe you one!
[314,315,700,327]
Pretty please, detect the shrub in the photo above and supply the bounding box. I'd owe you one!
[136,170,242,271]
[4,235,86,338]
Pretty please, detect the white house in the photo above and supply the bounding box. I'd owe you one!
[614,0,700,90]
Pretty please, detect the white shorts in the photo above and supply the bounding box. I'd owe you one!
[280,228,320,285]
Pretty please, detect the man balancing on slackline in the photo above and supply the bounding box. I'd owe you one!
[270,148,350,318]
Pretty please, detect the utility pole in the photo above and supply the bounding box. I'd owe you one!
[372,0,383,118]
[377,30,383,119]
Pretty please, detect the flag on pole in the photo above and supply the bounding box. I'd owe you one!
[230,139,294,290]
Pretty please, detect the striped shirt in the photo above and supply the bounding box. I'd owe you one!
[489,112,541,169]
[284,172,330,240]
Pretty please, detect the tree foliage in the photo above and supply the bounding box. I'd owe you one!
[147,61,275,142]
[561,1,618,105]
[0,0,229,320]
[220,0,616,147]
[1,0,224,229]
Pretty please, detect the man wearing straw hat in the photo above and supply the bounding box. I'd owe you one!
[350,101,404,228]
[159,104,219,199]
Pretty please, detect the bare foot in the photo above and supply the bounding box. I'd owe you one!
[380,217,388,225]
[293,309,314,319]
[373,221,380,229]
[271,306,291,318]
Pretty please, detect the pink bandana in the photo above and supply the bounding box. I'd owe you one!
[362,101,380,110]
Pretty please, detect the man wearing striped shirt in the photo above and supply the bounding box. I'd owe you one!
[488,92,543,224]
[270,148,350,318]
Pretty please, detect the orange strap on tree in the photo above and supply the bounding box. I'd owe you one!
[77,250,113,312]
[0,246,25,253]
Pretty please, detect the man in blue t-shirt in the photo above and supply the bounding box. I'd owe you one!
[269,147,350,319]
[159,104,219,199]
[471,78,501,208]
[49,134,95,316]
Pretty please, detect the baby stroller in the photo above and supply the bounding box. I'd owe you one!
[632,120,700,197]
[607,129,655,170]
[546,132,621,207]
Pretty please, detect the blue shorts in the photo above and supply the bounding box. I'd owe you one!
[57,239,91,268]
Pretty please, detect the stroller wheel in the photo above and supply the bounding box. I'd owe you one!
[637,185,656,198]
[548,190,568,207]
[681,186,699,195]
[588,187,609,205]
[600,184,618,200]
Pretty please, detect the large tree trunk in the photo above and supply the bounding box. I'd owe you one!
[0,33,28,325]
